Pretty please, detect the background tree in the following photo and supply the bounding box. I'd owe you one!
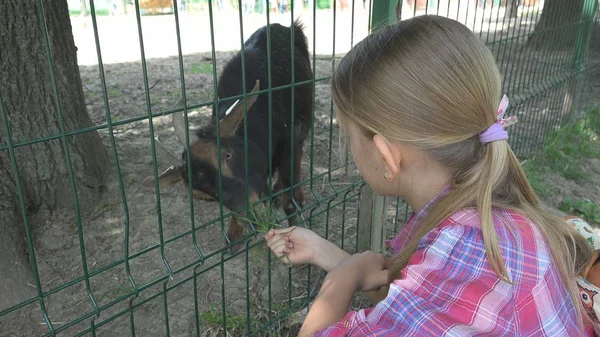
[527,0,598,50]
[0,0,108,310]
[505,0,518,19]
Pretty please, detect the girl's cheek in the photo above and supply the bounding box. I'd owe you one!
[350,146,364,175]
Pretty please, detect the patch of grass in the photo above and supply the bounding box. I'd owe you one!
[69,9,110,16]
[544,109,600,175]
[200,305,249,332]
[198,301,297,336]
[169,90,182,99]
[559,197,600,224]
[189,63,213,75]
[522,161,549,197]
[523,108,600,186]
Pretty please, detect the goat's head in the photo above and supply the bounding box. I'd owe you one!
[142,80,268,213]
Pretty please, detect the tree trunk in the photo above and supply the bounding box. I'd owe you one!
[0,0,108,311]
[506,0,518,19]
[583,1,600,51]
[592,21,600,51]
[527,0,584,50]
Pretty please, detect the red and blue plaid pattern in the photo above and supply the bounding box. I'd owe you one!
[313,187,590,336]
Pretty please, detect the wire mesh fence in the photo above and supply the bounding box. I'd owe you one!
[0,0,598,336]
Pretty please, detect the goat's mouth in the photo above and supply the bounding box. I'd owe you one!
[141,164,182,189]
[176,166,218,201]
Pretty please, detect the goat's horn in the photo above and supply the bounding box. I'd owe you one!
[172,110,199,145]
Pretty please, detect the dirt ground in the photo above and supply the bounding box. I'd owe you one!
[0,49,365,336]
[2,5,600,337]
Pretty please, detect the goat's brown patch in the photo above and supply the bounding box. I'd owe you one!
[189,140,233,178]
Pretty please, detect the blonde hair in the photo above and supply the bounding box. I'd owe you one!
[332,15,592,326]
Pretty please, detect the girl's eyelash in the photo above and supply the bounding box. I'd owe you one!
[594,254,600,266]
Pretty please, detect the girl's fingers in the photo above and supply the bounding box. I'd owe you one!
[265,229,275,240]
[363,270,389,292]
[265,234,287,248]
[279,254,292,265]
[265,227,295,244]
[270,240,291,257]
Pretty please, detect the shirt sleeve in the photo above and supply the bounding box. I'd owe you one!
[313,223,514,336]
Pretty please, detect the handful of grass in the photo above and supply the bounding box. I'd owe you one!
[237,204,281,234]
[238,204,295,265]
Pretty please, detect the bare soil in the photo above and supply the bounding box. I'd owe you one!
[0,51,365,337]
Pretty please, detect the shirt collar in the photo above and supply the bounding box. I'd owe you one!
[384,184,452,254]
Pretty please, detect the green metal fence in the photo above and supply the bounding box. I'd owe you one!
[0,0,599,336]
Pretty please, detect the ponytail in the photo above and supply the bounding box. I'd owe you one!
[477,141,511,282]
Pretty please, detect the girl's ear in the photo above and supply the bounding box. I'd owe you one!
[373,134,401,180]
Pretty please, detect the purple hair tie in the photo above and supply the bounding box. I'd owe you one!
[479,95,518,144]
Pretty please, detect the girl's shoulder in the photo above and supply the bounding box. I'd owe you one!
[443,207,531,230]
[441,207,543,246]
[434,207,556,286]
[405,208,581,335]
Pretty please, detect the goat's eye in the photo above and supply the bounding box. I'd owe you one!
[225,151,232,160]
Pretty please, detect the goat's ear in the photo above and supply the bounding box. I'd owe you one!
[141,165,182,189]
[219,80,260,137]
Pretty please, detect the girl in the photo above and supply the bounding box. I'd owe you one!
[264,15,596,336]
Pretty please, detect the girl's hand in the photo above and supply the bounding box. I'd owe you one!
[264,226,349,271]
[328,251,389,292]
[298,251,389,336]
[265,226,318,265]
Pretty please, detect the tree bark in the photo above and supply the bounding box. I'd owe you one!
[527,0,585,50]
[592,21,600,51]
[506,0,518,19]
[0,0,108,310]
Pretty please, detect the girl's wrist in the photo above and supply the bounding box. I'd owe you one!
[312,237,350,272]
[324,264,360,292]
[333,255,351,269]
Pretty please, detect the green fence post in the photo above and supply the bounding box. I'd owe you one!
[573,0,598,71]
[370,0,399,31]
[562,0,598,120]
[357,1,398,253]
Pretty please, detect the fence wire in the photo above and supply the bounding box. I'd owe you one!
[0,0,599,336]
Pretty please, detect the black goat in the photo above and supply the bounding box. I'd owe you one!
[143,20,312,251]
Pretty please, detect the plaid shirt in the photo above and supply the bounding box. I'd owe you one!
[313,186,589,336]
